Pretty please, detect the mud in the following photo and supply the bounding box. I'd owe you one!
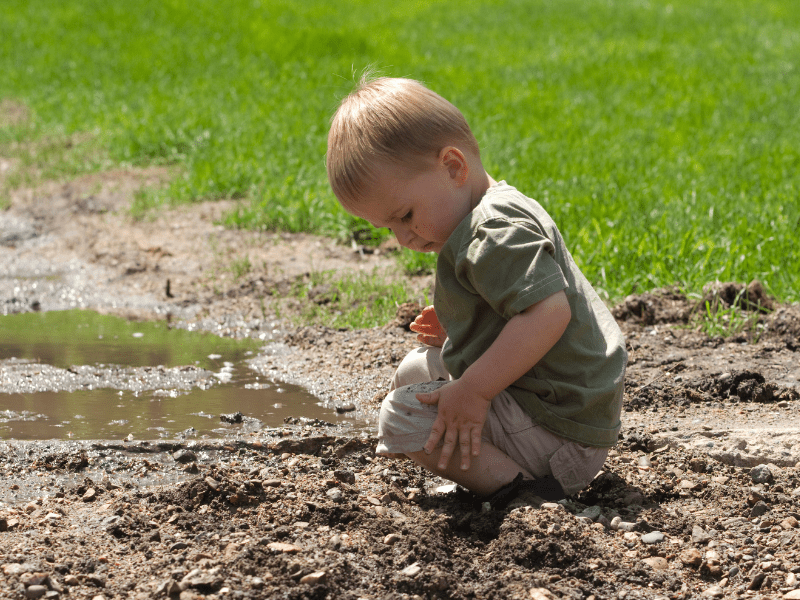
[1,164,799,598]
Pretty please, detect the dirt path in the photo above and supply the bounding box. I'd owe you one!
[1,166,799,599]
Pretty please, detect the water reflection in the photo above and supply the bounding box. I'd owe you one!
[0,362,358,440]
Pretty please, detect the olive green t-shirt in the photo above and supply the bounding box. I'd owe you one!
[435,181,627,448]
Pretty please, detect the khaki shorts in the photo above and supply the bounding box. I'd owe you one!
[376,347,609,496]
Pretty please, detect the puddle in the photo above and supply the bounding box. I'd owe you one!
[0,310,363,440]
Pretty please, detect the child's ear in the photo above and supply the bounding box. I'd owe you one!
[440,147,469,185]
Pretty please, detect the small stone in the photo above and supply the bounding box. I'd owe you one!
[637,456,652,468]
[170,541,189,552]
[173,449,197,464]
[577,506,603,521]
[366,496,381,506]
[783,590,800,599]
[780,516,798,530]
[262,479,282,488]
[751,501,770,517]
[267,542,302,553]
[618,521,637,532]
[610,516,622,530]
[529,588,557,600]
[333,470,356,485]
[689,457,707,473]
[25,586,48,599]
[384,533,402,545]
[165,580,182,595]
[82,488,97,502]
[644,557,669,570]
[641,531,665,544]
[701,586,724,598]
[326,488,344,503]
[64,575,80,586]
[751,464,774,484]
[681,548,703,568]
[299,571,327,585]
[692,525,711,544]
[20,573,48,587]
[204,477,219,491]
[401,562,422,577]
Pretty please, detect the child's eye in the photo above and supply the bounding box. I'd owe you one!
[400,211,412,223]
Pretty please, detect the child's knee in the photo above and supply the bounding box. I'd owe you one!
[390,347,448,389]
[376,382,444,455]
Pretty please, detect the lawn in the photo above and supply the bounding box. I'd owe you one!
[1,0,798,304]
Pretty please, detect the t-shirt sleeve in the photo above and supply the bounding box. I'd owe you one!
[455,217,568,320]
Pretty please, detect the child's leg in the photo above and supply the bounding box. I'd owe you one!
[377,380,531,496]
[390,346,451,390]
[405,443,534,497]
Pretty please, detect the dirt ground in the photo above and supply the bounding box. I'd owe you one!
[1,164,799,600]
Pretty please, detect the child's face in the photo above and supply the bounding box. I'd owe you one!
[348,148,474,254]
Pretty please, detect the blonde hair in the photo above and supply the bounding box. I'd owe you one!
[326,76,480,205]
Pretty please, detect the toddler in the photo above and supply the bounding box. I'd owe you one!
[326,76,627,506]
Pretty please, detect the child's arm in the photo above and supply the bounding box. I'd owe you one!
[416,289,571,471]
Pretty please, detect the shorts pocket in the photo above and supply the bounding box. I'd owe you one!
[493,392,536,435]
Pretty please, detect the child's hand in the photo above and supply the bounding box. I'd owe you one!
[409,305,447,347]
[416,379,490,471]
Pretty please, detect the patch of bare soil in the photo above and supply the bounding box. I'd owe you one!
[1,165,800,599]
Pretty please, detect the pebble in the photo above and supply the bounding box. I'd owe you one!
[643,557,669,570]
[267,542,302,553]
[680,548,703,568]
[618,521,637,532]
[610,516,622,530]
[401,562,422,577]
[82,488,97,502]
[384,533,402,545]
[299,571,327,585]
[326,488,344,503]
[692,525,711,544]
[577,506,603,521]
[63,575,80,586]
[262,479,282,488]
[783,590,800,599]
[25,585,47,599]
[750,464,774,484]
[333,470,356,484]
[172,449,197,464]
[641,531,665,544]
[750,501,770,517]
[701,585,724,598]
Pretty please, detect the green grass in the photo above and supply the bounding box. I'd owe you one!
[1,0,798,305]
[283,269,419,330]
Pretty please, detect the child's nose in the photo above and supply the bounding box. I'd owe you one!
[393,225,415,248]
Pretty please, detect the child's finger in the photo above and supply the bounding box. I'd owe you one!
[470,427,482,457]
[437,429,458,470]
[416,390,440,405]
[423,417,445,454]
[459,428,472,470]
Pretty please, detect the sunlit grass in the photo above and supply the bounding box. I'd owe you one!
[1,0,798,305]
[285,269,418,330]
